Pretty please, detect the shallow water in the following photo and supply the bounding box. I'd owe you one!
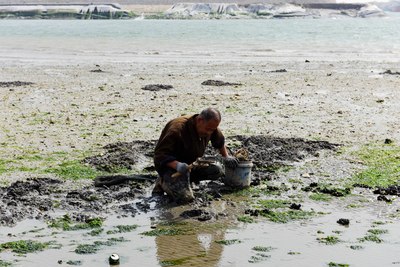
[2,196,400,267]
[220,213,400,267]
[1,14,400,64]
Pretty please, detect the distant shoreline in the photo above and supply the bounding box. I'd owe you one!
[0,2,387,19]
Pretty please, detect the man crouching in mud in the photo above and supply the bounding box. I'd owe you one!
[152,107,238,203]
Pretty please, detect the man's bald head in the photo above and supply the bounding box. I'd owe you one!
[198,108,221,122]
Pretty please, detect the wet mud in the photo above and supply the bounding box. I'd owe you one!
[380,69,400,75]
[268,69,287,73]
[0,135,338,227]
[201,80,242,86]
[141,84,174,91]
[0,177,153,226]
[0,81,35,87]
[84,140,155,172]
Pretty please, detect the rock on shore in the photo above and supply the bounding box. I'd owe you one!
[164,2,386,19]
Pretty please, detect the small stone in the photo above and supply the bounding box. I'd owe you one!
[289,203,301,210]
[377,195,392,203]
[337,218,350,226]
[141,84,173,91]
[384,138,393,144]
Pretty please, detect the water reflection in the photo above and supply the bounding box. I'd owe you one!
[153,205,228,267]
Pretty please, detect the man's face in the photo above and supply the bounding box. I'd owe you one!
[196,118,220,138]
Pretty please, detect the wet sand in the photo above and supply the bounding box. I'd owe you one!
[1,55,399,178]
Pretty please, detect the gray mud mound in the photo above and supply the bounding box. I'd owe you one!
[141,84,174,91]
[223,135,338,184]
[201,80,242,86]
[84,140,155,172]
[0,178,61,225]
[231,135,338,167]
[0,177,152,226]
[380,69,400,75]
[0,81,34,87]
[85,135,338,175]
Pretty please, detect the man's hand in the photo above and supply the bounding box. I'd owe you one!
[176,162,189,175]
[223,156,239,169]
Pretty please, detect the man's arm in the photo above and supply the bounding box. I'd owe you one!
[154,130,179,172]
[156,133,187,173]
[218,145,229,157]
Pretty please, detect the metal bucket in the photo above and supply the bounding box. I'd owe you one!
[224,161,253,188]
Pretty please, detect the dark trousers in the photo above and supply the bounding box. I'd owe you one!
[152,163,224,203]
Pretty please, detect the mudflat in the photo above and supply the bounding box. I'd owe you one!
[1,58,399,169]
[1,32,400,265]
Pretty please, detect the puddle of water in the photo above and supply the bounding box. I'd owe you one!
[3,203,400,267]
[219,210,400,267]
[0,210,159,267]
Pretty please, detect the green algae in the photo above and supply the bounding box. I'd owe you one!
[66,260,82,265]
[358,234,383,243]
[75,237,126,254]
[350,245,364,250]
[317,235,341,245]
[357,228,387,243]
[257,199,290,209]
[248,253,271,263]
[45,160,102,180]
[48,214,103,231]
[252,246,276,252]
[107,224,138,234]
[215,239,242,245]
[367,229,388,235]
[0,260,12,267]
[88,228,104,236]
[303,183,351,197]
[261,210,316,223]
[0,240,58,254]
[351,144,400,188]
[309,192,332,201]
[160,257,190,266]
[141,228,187,237]
[237,215,254,223]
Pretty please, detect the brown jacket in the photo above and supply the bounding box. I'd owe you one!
[154,114,225,176]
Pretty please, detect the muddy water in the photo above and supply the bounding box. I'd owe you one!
[2,198,400,267]
[220,211,400,267]
[0,214,158,266]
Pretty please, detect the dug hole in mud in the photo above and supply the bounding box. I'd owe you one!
[0,135,338,227]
